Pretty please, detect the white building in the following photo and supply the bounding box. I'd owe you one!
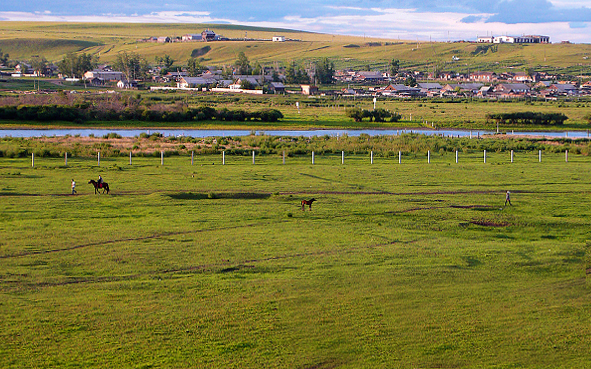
[489,35,549,44]
[84,70,124,81]
[182,34,201,41]
[477,36,495,43]
[272,36,286,42]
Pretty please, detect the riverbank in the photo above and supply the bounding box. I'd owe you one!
[2,130,590,159]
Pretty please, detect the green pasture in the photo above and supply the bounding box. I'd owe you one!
[1,150,590,368]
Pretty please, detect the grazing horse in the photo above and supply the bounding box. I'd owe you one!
[301,198,316,211]
[88,179,110,194]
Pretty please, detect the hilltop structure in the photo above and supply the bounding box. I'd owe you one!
[477,35,550,44]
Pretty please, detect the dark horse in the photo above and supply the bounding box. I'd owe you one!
[88,180,110,194]
[301,198,316,211]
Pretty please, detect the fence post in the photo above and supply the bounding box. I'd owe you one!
[455,150,458,164]
[399,151,401,164]
[161,151,164,166]
[539,150,542,163]
[31,153,34,168]
[130,151,132,165]
[252,151,255,165]
[65,152,68,166]
[371,151,373,164]
[565,150,568,162]
[191,151,194,166]
[312,151,315,165]
[223,151,225,165]
[511,150,514,163]
[341,151,344,165]
[98,152,100,167]
[484,150,486,164]
[428,150,430,164]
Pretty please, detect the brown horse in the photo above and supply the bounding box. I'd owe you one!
[88,180,110,194]
[301,198,316,211]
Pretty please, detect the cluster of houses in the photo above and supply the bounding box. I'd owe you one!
[340,81,591,99]
[334,69,558,84]
[4,57,590,99]
[141,29,287,43]
[162,65,590,99]
[476,35,550,44]
[328,68,591,98]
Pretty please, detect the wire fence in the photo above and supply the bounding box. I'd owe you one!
[12,149,587,169]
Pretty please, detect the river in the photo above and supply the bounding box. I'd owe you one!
[0,128,589,139]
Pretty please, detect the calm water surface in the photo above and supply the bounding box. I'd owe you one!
[0,128,589,139]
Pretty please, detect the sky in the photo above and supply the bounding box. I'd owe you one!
[1,0,590,43]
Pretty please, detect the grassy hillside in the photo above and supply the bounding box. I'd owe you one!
[0,22,590,74]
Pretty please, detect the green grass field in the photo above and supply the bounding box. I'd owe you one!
[1,150,590,368]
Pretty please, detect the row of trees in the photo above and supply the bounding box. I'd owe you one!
[346,108,402,123]
[486,112,569,125]
[234,52,335,85]
[57,53,98,79]
[0,104,284,123]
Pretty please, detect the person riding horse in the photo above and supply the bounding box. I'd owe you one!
[89,179,109,194]
[97,175,104,188]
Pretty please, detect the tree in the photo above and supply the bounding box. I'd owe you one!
[404,76,417,87]
[285,62,296,84]
[252,61,262,76]
[314,58,335,85]
[235,52,251,75]
[390,59,400,76]
[240,79,255,90]
[187,58,204,77]
[271,69,281,82]
[285,62,309,84]
[162,55,175,69]
[0,49,8,66]
[30,56,48,76]
[57,53,95,78]
[346,108,365,122]
[296,68,310,84]
[113,52,149,81]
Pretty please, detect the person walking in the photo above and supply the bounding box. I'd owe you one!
[71,179,77,195]
[505,190,512,206]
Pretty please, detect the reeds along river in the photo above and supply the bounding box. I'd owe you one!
[0,128,590,139]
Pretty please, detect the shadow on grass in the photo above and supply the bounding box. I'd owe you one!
[168,192,271,200]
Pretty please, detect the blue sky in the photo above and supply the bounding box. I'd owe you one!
[1,0,590,42]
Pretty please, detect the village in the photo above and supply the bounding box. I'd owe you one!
[1,29,589,100]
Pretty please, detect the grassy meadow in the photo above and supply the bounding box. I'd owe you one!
[1,149,590,368]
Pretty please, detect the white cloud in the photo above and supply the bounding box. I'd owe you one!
[0,9,588,43]
[0,10,220,23]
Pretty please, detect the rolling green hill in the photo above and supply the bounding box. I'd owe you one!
[0,21,590,75]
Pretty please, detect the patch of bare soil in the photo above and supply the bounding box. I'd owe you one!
[470,220,510,227]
